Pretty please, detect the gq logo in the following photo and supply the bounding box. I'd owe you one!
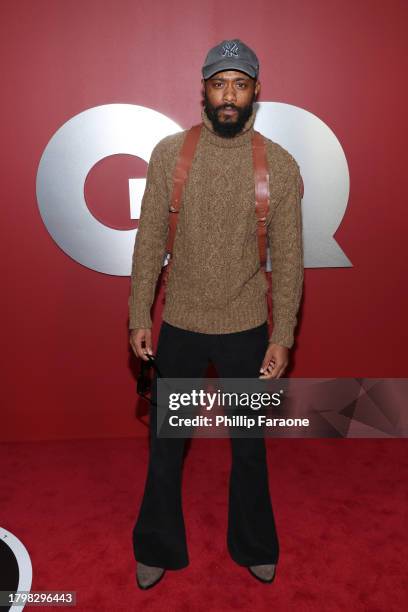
[36,103,351,276]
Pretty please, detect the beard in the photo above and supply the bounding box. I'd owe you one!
[203,91,255,138]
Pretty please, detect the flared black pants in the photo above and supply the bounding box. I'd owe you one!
[132,320,279,569]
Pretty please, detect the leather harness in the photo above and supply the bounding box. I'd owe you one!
[161,123,299,327]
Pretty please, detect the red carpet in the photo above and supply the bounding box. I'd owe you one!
[1,437,407,611]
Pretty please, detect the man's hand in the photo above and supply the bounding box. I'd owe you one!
[259,343,289,379]
[129,328,153,361]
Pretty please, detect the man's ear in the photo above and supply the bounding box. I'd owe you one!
[254,80,261,98]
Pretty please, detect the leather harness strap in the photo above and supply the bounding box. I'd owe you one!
[251,129,273,325]
[163,124,202,287]
[252,130,270,269]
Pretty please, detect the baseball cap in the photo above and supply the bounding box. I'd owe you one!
[202,39,259,80]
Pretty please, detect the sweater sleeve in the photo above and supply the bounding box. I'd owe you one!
[268,160,304,348]
[128,142,169,330]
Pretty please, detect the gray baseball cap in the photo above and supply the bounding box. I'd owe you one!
[202,39,259,80]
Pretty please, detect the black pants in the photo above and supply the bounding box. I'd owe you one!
[132,320,279,569]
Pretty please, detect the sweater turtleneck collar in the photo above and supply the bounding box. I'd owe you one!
[200,106,256,148]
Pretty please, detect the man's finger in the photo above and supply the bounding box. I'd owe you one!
[275,363,287,379]
[259,356,275,373]
[144,330,153,356]
[260,359,288,379]
[259,361,276,379]
[133,331,151,361]
[129,334,139,357]
[137,342,150,360]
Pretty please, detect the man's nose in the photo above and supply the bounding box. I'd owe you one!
[223,83,236,103]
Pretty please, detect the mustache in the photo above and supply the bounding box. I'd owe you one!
[216,103,239,111]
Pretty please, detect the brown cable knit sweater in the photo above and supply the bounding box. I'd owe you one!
[128,107,304,348]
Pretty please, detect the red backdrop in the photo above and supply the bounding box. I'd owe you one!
[1,0,407,441]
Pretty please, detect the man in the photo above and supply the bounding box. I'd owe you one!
[129,39,304,589]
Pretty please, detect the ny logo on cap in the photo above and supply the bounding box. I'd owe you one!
[222,41,239,58]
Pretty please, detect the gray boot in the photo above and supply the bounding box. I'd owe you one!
[248,564,276,583]
[136,562,166,590]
